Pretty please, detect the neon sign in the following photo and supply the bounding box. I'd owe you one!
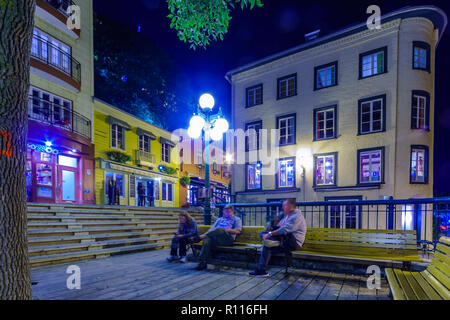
[27,142,59,155]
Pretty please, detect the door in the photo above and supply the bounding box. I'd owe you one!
[57,155,79,203]
[326,197,361,229]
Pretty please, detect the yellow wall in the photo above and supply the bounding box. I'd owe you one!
[93,98,180,207]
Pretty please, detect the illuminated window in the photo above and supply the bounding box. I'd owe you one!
[413,42,430,71]
[358,148,384,184]
[278,158,295,188]
[360,47,387,78]
[401,205,414,231]
[411,146,428,184]
[246,163,261,190]
[58,155,77,168]
[315,62,338,89]
[314,153,336,186]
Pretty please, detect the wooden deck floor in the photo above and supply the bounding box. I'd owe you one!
[31,249,392,300]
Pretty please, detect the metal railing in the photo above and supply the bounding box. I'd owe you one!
[31,35,81,85]
[214,198,450,246]
[43,0,76,17]
[28,95,91,139]
[136,150,156,165]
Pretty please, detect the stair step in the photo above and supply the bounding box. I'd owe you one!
[28,220,176,228]
[27,214,178,221]
[29,241,171,266]
[28,224,178,235]
[29,236,171,255]
[28,230,176,245]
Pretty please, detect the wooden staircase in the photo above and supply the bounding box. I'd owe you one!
[27,203,203,267]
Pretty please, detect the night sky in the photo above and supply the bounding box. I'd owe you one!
[93,0,450,196]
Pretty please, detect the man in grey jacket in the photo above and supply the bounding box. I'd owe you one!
[249,199,307,277]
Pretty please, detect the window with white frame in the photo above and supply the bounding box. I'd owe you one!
[277,114,295,146]
[278,158,295,188]
[315,62,337,89]
[162,143,170,163]
[32,28,71,74]
[360,48,386,78]
[245,121,262,151]
[314,107,336,140]
[358,149,383,184]
[246,163,261,190]
[314,154,336,186]
[277,74,296,99]
[246,84,263,107]
[359,96,384,134]
[411,146,428,183]
[139,135,151,153]
[161,182,173,201]
[111,124,125,150]
[412,93,428,130]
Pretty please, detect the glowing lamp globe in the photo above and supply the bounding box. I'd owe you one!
[189,115,205,129]
[199,93,215,110]
[215,117,229,133]
[210,127,223,141]
[187,126,201,139]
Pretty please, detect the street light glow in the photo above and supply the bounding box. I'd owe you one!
[199,93,215,110]
[189,115,205,129]
[187,126,201,139]
[210,126,223,141]
[214,117,229,133]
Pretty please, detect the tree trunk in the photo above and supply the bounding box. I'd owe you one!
[0,0,35,299]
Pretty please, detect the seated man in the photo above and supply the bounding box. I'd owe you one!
[195,205,242,271]
[249,198,307,277]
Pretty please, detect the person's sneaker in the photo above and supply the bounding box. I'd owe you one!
[195,262,207,271]
[249,270,269,277]
[179,256,187,263]
[263,239,281,248]
[167,255,179,262]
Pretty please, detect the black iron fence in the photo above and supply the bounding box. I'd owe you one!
[31,34,81,85]
[215,198,450,246]
[44,0,76,17]
[28,95,91,139]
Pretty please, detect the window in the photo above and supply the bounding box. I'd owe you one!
[58,155,77,168]
[314,106,337,140]
[277,74,296,99]
[29,86,72,127]
[277,158,295,188]
[411,91,430,130]
[358,147,384,185]
[410,146,428,184]
[139,135,151,152]
[111,124,125,150]
[245,121,262,151]
[162,182,173,201]
[413,41,430,71]
[277,114,296,146]
[315,62,338,90]
[246,162,262,190]
[246,84,263,107]
[31,28,71,74]
[358,95,386,135]
[401,205,414,231]
[359,47,387,79]
[162,143,170,163]
[314,153,337,187]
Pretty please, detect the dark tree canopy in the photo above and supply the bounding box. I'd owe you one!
[94,15,196,130]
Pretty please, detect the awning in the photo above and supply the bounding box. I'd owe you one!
[137,128,156,140]
[159,136,177,148]
[108,116,131,130]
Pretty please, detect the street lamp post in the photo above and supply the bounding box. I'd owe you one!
[187,94,229,225]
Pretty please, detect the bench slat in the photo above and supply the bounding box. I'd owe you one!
[394,269,418,300]
[411,272,442,300]
[427,264,450,291]
[421,270,450,300]
[403,271,429,300]
[436,242,450,256]
[385,268,406,300]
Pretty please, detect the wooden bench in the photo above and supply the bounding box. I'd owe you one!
[194,225,422,270]
[385,236,450,300]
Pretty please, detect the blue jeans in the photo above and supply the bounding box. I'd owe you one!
[257,231,285,271]
[170,236,188,257]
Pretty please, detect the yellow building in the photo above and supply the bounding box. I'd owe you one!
[93,98,180,207]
